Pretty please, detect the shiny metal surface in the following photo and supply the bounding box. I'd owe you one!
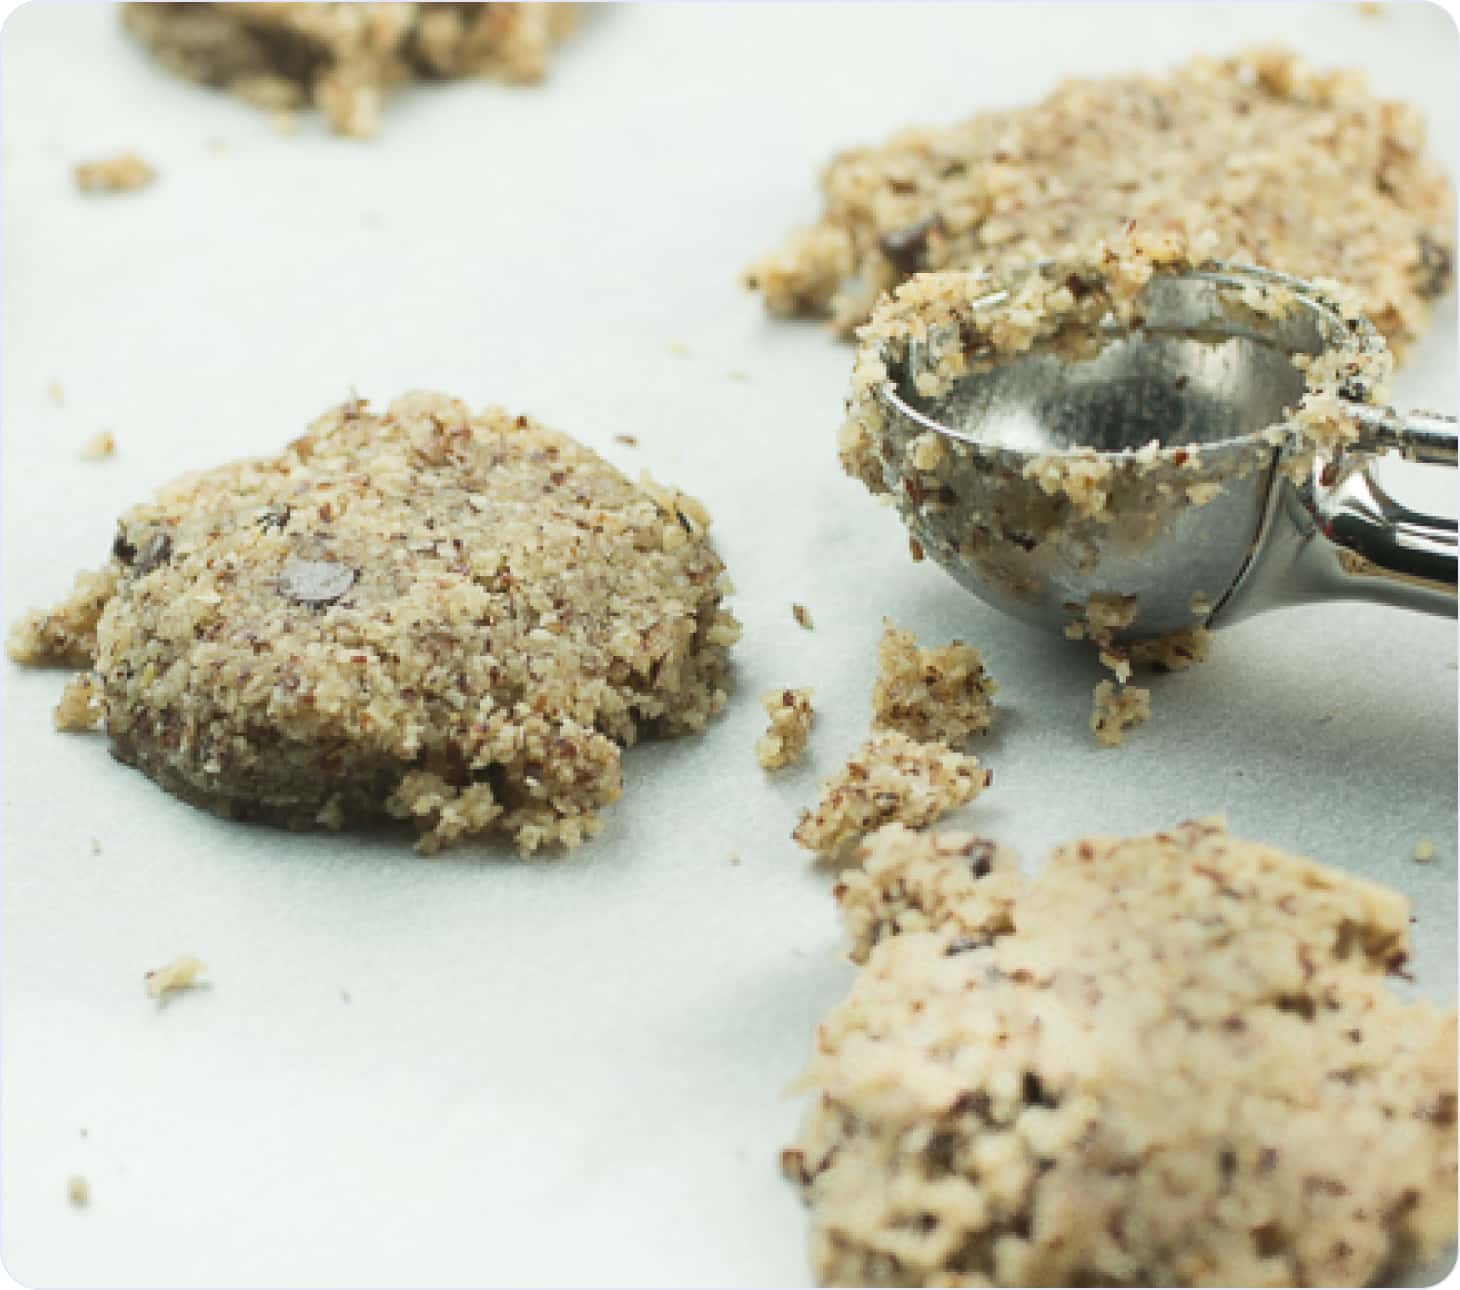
[873,263,1457,639]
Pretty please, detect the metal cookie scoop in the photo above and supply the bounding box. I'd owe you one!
[870,263,1457,641]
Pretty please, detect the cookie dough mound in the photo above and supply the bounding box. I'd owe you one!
[122,3,576,137]
[872,621,996,745]
[746,47,1453,353]
[785,819,1457,1287]
[10,393,739,853]
[792,732,989,862]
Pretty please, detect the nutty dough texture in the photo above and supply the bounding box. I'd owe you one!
[122,2,577,136]
[745,47,1453,354]
[786,819,1457,1286]
[9,393,740,853]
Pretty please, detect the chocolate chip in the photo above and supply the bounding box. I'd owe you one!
[136,534,172,573]
[279,557,356,606]
[258,506,291,531]
[944,934,990,956]
[1022,1071,1054,1107]
[878,214,943,273]
[966,839,997,877]
[111,531,137,564]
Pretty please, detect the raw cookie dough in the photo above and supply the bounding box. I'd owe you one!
[833,823,1020,965]
[1089,679,1151,748]
[786,819,1458,1287]
[122,3,577,137]
[144,954,206,998]
[746,47,1453,353]
[792,731,989,861]
[756,688,814,770]
[872,620,996,745]
[73,153,155,194]
[9,392,739,854]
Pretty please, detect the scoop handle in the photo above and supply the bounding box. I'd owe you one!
[1213,427,1455,628]
[1347,402,1458,467]
[1312,458,1457,609]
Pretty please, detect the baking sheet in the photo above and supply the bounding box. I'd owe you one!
[1,3,1455,1286]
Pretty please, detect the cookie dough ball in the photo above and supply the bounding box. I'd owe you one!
[11,393,739,853]
[786,819,1457,1286]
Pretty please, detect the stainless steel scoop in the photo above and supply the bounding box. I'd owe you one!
[872,263,1457,640]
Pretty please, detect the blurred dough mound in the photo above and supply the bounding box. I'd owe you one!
[786,819,1458,1286]
[122,2,577,136]
[745,48,1453,354]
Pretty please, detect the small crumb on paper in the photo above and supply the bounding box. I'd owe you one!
[80,431,116,461]
[47,381,64,407]
[74,153,155,194]
[1414,838,1436,863]
[144,954,207,999]
[67,1176,89,1208]
[613,433,638,447]
[792,603,813,630]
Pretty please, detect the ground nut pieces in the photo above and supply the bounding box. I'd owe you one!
[122,3,577,137]
[756,688,814,770]
[872,621,996,745]
[792,731,990,862]
[1090,680,1151,748]
[786,819,1457,1287]
[747,47,1453,353]
[833,824,1020,965]
[8,392,739,854]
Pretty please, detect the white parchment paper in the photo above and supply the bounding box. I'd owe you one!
[2,4,1455,1286]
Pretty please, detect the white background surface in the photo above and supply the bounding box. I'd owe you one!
[1,3,1456,1286]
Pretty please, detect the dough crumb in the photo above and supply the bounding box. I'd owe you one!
[6,566,119,668]
[80,431,116,461]
[74,153,156,194]
[793,731,990,861]
[1091,679,1150,747]
[792,602,813,630]
[872,621,996,744]
[787,818,1456,1287]
[1129,626,1212,672]
[53,673,102,732]
[66,1176,89,1208]
[143,953,207,999]
[756,688,814,770]
[835,823,1021,964]
[1414,838,1437,863]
